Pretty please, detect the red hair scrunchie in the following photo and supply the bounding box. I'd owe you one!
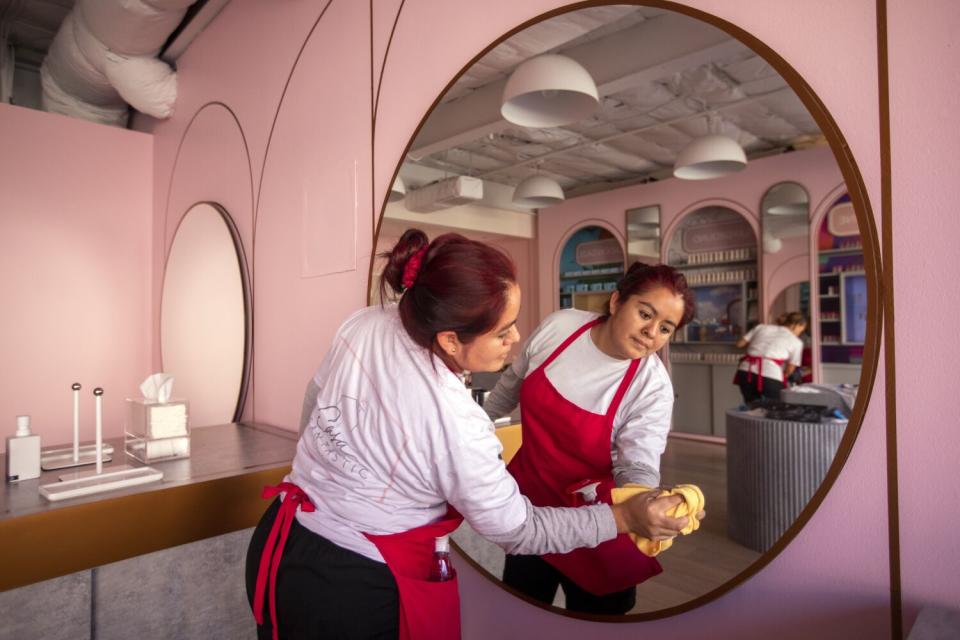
[401,246,428,290]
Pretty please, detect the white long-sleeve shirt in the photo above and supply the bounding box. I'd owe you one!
[483,309,675,488]
[289,305,616,562]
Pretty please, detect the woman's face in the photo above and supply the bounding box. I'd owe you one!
[604,285,685,360]
[440,282,522,372]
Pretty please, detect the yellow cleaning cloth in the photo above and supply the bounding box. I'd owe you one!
[610,484,705,557]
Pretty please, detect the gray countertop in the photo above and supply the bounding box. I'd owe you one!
[0,422,298,591]
[2,422,298,521]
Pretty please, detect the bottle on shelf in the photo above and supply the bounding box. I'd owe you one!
[428,535,456,582]
[5,415,41,482]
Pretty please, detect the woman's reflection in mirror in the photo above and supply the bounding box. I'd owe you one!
[483,262,702,614]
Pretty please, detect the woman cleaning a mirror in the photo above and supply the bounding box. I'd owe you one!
[733,311,807,404]
[245,230,689,639]
[483,262,701,615]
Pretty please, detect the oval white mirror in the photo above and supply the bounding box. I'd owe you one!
[161,202,251,426]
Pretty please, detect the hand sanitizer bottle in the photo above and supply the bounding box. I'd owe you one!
[428,535,456,582]
[6,415,41,482]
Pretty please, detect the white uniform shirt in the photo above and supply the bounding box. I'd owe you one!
[483,309,675,487]
[289,305,528,562]
[738,324,804,380]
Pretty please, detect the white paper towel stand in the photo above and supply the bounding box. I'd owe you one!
[40,383,116,471]
[40,387,162,502]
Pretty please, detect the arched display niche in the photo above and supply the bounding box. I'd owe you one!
[369,0,881,622]
[553,220,627,313]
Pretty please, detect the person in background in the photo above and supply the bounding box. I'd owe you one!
[245,230,690,640]
[733,311,807,404]
[483,262,699,615]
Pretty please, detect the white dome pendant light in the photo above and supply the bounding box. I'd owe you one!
[501,54,599,128]
[765,182,809,215]
[512,174,565,209]
[388,176,406,203]
[673,114,747,180]
[762,231,784,254]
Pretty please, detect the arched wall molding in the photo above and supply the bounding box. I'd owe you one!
[161,101,256,419]
[660,197,760,264]
[764,254,809,321]
[163,103,255,256]
[660,197,761,309]
[253,0,335,228]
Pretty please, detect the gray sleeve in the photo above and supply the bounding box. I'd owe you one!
[613,462,661,488]
[299,378,320,436]
[610,377,673,488]
[481,496,618,556]
[481,363,525,420]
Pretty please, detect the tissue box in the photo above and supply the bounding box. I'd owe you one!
[125,398,190,462]
[125,398,189,440]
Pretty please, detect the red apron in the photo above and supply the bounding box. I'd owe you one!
[507,318,662,596]
[364,509,464,640]
[253,482,464,640]
[735,354,787,392]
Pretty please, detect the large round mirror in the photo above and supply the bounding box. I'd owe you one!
[372,3,875,619]
[161,202,251,426]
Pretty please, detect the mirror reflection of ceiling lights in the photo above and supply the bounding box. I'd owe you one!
[500,54,600,128]
[764,181,810,215]
[396,7,825,215]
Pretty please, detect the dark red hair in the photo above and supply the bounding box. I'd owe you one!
[379,229,517,351]
[611,262,696,328]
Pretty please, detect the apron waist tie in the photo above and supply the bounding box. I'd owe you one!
[253,482,315,640]
[736,355,787,392]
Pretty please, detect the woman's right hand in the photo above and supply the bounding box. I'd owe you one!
[610,490,690,540]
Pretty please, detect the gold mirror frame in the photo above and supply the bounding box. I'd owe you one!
[369,0,881,622]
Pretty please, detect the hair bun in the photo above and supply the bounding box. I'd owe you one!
[380,229,429,296]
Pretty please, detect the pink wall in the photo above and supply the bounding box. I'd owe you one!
[116,0,956,636]
[889,0,960,626]
[0,103,153,454]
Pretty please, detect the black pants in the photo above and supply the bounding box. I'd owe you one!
[734,370,785,404]
[245,499,399,639]
[502,554,636,615]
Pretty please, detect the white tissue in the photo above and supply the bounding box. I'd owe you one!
[140,373,174,404]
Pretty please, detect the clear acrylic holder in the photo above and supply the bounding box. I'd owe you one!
[40,442,114,471]
[126,398,190,440]
[125,432,191,463]
[40,465,163,502]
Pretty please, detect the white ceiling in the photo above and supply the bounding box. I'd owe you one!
[401,5,825,211]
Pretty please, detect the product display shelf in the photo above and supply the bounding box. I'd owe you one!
[677,258,756,270]
[560,268,624,279]
[818,246,863,256]
[817,239,865,365]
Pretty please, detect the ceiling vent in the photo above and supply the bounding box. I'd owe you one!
[404,176,484,213]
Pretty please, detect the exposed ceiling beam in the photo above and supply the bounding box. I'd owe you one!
[472,87,791,179]
[408,12,744,160]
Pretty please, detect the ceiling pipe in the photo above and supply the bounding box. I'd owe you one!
[40,0,194,127]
